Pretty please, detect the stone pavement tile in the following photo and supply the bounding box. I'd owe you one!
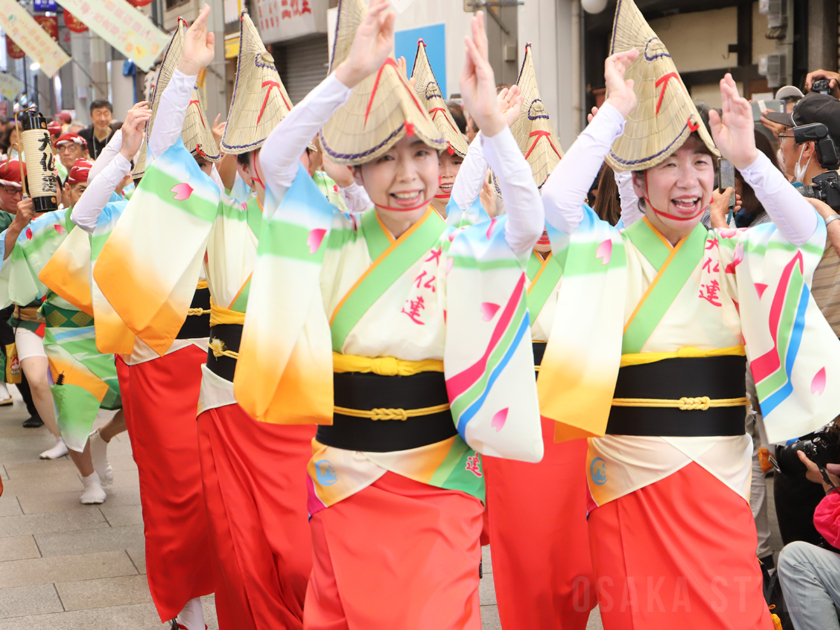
[0,498,21,518]
[587,607,604,629]
[0,507,108,538]
[100,505,144,528]
[17,487,141,515]
[480,604,502,630]
[0,436,60,465]
[106,469,140,490]
[0,584,62,619]
[481,545,491,574]
[479,572,496,606]
[0,467,7,480]
[3,459,78,479]
[0,535,39,562]
[0,470,83,496]
[35,525,145,558]
[126,547,146,574]
[0,602,219,630]
[55,574,152,612]
[0,550,137,589]
[109,453,139,472]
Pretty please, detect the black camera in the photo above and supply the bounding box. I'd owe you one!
[812,79,832,95]
[800,170,840,212]
[793,123,840,170]
[772,422,840,477]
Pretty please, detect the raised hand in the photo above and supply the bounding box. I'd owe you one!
[335,0,395,89]
[497,85,523,128]
[211,114,225,146]
[460,12,504,137]
[805,69,840,98]
[587,106,599,124]
[708,74,758,170]
[603,49,639,119]
[178,5,215,76]
[120,102,152,161]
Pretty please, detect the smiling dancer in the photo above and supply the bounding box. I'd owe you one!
[232,1,544,627]
[537,1,840,628]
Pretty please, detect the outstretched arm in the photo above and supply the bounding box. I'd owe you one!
[710,74,817,247]
[3,200,33,260]
[89,127,124,181]
[72,106,151,233]
[541,50,637,235]
[460,13,541,254]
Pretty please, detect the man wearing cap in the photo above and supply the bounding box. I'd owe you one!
[55,133,88,184]
[0,159,38,420]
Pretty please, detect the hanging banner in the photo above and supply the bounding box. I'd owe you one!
[33,15,60,43]
[0,73,23,101]
[55,0,169,72]
[63,10,88,34]
[5,36,24,61]
[0,0,70,77]
[255,0,327,45]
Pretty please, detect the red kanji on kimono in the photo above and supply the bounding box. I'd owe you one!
[701,257,720,274]
[401,295,426,325]
[465,454,482,477]
[425,247,442,264]
[413,270,437,293]
[699,279,722,307]
[705,237,719,250]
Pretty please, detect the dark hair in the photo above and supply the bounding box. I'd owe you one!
[447,101,467,134]
[89,100,113,115]
[735,130,781,217]
[592,163,621,226]
[236,151,253,168]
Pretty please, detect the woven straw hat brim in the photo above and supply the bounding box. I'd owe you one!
[183,87,221,162]
[606,0,718,172]
[411,40,468,159]
[132,136,147,179]
[221,11,293,155]
[510,43,564,189]
[320,0,444,166]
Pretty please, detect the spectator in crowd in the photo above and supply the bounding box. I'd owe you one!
[447,100,467,134]
[54,133,89,184]
[78,100,115,159]
[56,111,71,132]
[0,123,21,159]
[67,120,85,135]
[778,446,840,630]
[764,91,840,549]
[592,163,621,225]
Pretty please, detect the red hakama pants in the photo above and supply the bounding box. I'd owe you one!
[304,472,484,630]
[484,419,597,629]
[588,462,774,629]
[197,403,315,630]
[124,345,215,622]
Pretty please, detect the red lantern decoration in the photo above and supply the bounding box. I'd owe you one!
[5,36,24,60]
[33,15,59,42]
[63,10,88,34]
[127,0,153,6]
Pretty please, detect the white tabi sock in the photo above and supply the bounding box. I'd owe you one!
[80,472,106,504]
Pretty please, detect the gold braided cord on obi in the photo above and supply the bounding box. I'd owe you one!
[333,402,451,421]
[208,337,239,360]
[209,300,246,326]
[13,305,44,324]
[187,308,210,317]
[196,280,208,290]
[611,396,749,411]
[620,345,746,368]
[332,352,444,376]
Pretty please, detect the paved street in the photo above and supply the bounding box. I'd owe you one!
[5,384,792,629]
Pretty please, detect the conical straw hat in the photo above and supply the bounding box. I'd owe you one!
[320,0,444,165]
[410,39,468,158]
[606,0,718,172]
[510,43,564,189]
[132,136,147,179]
[183,86,221,161]
[221,11,293,154]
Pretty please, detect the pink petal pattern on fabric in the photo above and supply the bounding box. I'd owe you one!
[480,302,500,322]
[25,228,32,240]
[491,408,509,432]
[812,367,827,395]
[596,239,612,265]
[486,218,497,239]
[170,183,193,201]
[54,225,66,235]
[307,229,327,254]
[446,257,454,275]
[724,243,744,274]
[719,229,738,239]
[755,283,768,300]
